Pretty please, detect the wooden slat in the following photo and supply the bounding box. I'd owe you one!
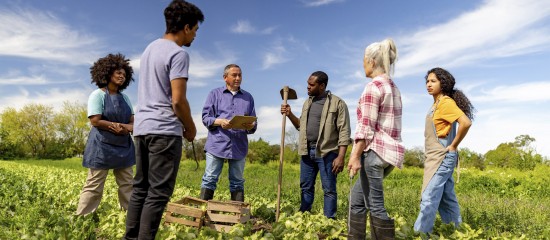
[165,214,201,228]
[208,223,233,232]
[166,203,204,218]
[181,196,207,205]
[207,201,249,213]
[207,212,241,223]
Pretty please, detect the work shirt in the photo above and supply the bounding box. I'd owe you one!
[354,74,404,169]
[297,91,351,158]
[203,86,257,160]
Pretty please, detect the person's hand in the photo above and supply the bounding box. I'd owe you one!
[280,104,292,116]
[109,122,128,135]
[219,119,233,130]
[347,155,361,178]
[183,126,196,142]
[446,145,457,153]
[331,155,345,174]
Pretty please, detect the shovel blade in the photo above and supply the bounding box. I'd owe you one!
[280,86,298,100]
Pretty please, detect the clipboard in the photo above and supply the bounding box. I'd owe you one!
[229,115,257,130]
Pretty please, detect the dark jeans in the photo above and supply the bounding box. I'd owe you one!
[349,150,394,220]
[300,146,338,218]
[124,135,182,240]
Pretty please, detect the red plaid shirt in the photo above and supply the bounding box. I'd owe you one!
[355,74,404,169]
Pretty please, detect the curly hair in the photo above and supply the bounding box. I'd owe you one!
[90,53,134,92]
[164,0,205,34]
[426,67,475,120]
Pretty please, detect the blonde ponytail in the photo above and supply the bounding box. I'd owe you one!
[364,38,398,77]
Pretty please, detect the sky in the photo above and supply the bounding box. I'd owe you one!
[1,0,550,158]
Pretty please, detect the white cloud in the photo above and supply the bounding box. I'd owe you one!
[396,0,550,78]
[253,105,295,144]
[260,26,277,35]
[302,0,345,7]
[465,107,550,157]
[0,74,80,86]
[230,20,277,35]
[0,88,88,112]
[231,20,256,34]
[129,55,141,72]
[472,81,550,103]
[0,7,102,65]
[261,37,309,70]
[262,45,289,70]
[0,74,68,85]
[189,49,238,87]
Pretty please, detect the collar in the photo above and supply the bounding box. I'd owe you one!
[223,86,242,94]
[308,90,331,100]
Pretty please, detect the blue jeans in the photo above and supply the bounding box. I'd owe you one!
[349,150,394,219]
[414,151,462,233]
[201,152,245,192]
[300,147,338,218]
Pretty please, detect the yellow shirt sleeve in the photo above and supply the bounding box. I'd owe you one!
[433,96,465,137]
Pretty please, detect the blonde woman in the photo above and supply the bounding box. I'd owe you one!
[347,38,403,239]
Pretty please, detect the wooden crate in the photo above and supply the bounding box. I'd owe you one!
[205,200,251,232]
[164,196,207,228]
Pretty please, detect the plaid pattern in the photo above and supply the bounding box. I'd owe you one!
[354,74,405,169]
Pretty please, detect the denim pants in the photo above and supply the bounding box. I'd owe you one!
[300,146,338,218]
[124,135,182,240]
[349,150,394,220]
[201,152,245,192]
[414,151,461,233]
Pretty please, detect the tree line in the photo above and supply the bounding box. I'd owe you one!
[1,103,547,170]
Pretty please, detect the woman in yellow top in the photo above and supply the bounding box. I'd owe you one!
[414,67,474,233]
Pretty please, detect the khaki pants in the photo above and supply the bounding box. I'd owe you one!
[76,167,133,215]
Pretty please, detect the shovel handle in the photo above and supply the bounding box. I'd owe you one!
[276,86,290,221]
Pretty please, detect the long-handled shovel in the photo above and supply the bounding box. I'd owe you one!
[276,86,297,221]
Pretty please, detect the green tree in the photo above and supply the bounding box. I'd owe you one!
[183,137,206,161]
[247,138,275,164]
[404,146,425,168]
[19,104,59,158]
[485,134,542,170]
[53,101,88,157]
[0,110,25,159]
[0,107,28,157]
[459,147,485,170]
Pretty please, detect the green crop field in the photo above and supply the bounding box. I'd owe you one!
[1,158,549,239]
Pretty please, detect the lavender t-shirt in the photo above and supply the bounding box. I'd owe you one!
[133,39,189,137]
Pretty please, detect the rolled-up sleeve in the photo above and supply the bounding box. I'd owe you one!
[354,83,380,147]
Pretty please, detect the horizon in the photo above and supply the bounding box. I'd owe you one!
[1,0,549,158]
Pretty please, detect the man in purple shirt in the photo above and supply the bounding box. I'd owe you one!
[199,64,257,202]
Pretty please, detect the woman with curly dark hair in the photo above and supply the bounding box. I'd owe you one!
[76,53,136,216]
[414,67,474,233]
